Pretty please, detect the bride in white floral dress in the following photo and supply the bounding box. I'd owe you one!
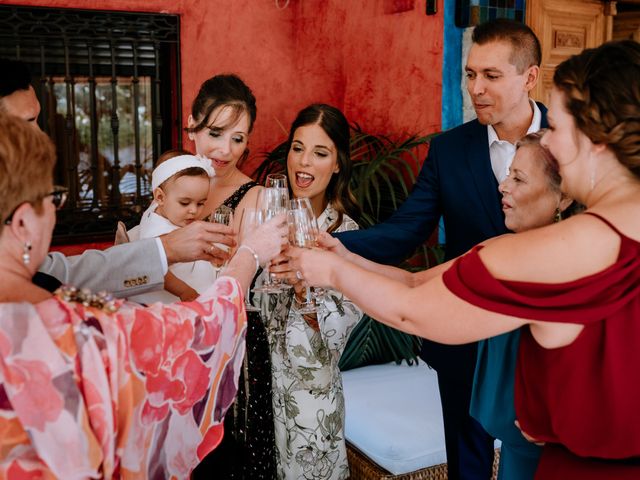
[256,104,363,480]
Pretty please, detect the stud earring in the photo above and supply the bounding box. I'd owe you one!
[22,241,32,265]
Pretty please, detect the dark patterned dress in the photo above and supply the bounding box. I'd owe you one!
[192,181,278,479]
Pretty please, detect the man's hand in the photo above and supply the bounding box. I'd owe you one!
[160,221,235,265]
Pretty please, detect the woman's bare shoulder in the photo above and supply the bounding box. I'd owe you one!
[478,213,622,283]
[237,183,262,207]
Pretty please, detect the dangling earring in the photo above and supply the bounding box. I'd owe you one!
[554,208,562,223]
[22,241,32,265]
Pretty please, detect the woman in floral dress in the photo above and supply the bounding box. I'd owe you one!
[258,104,363,480]
[0,113,287,479]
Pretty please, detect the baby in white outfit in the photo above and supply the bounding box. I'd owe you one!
[130,152,215,304]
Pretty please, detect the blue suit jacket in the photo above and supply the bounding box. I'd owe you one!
[338,103,548,264]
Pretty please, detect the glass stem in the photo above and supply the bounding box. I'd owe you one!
[305,286,312,305]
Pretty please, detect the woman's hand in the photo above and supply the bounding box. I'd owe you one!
[269,251,307,299]
[286,246,339,289]
[241,213,288,266]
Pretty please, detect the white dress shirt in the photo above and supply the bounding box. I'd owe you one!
[487,99,542,183]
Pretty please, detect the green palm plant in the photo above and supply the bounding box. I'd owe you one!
[254,125,441,370]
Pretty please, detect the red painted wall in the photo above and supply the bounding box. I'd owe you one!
[2,0,443,173]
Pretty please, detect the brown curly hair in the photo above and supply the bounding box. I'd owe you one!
[0,112,55,233]
[553,40,640,178]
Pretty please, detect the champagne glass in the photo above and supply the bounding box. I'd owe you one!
[208,204,234,277]
[287,203,320,314]
[266,173,288,190]
[289,198,326,306]
[237,207,263,312]
[252,185,290,293]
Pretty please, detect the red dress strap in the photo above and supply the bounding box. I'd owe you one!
[582,211,634,239]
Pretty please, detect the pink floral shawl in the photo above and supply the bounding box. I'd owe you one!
[0,277,246,479]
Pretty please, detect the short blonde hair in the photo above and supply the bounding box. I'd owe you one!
[0,112,55,232]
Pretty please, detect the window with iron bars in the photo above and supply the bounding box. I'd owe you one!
[0,5,182,244]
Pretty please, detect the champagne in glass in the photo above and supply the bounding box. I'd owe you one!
[208,204,233,276]
[253,185,290,293]
[287,203,319,314]
[289,198,325,304]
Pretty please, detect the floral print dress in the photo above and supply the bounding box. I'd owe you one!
[0,277,246,479]
[257,204,363,480]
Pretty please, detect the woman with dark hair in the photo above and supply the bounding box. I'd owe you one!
[187,74,276,479]
[186,73,262,224]
[259,103,363,480]
[283,103,361,231]
[290,41,640,479]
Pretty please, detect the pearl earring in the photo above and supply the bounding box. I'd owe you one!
[22,241,32,265]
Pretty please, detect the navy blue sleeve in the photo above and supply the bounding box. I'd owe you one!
[336,140,442,264]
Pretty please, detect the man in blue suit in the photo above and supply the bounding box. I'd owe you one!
[338,19,546,479]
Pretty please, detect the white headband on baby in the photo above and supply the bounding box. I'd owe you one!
[151,154,215,190]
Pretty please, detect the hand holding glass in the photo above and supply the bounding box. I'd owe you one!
[253,184,290,293]
[287,203,321,314]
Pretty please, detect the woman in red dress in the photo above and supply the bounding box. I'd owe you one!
[288,40,640,479]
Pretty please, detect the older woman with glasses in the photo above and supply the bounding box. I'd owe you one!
[0,112,287,479]
[3,185,67,226]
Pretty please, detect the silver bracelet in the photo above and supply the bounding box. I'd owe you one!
[237,244,260,272]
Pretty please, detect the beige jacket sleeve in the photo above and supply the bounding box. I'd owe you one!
[38,238,165,298]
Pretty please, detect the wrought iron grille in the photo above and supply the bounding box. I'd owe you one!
[0,5,182,243]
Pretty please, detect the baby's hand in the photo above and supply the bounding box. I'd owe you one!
[179,287,199,302]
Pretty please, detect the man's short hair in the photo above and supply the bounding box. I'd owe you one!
[472,19,542,73]
[0,58,32,98]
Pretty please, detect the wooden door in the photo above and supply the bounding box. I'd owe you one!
[526,0,614,104]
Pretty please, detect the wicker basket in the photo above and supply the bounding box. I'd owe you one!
[347,442,500,480]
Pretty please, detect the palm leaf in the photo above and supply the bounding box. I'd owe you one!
[339,315,423,370]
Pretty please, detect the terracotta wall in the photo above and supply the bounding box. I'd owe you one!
[2,0,443,172]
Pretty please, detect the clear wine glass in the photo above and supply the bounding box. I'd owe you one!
[237,207,263,312]
[266,173,288,190]
[252,186,290,294]
[208,204,234,277]
[289,197,326,307]
[287,203,320,314]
